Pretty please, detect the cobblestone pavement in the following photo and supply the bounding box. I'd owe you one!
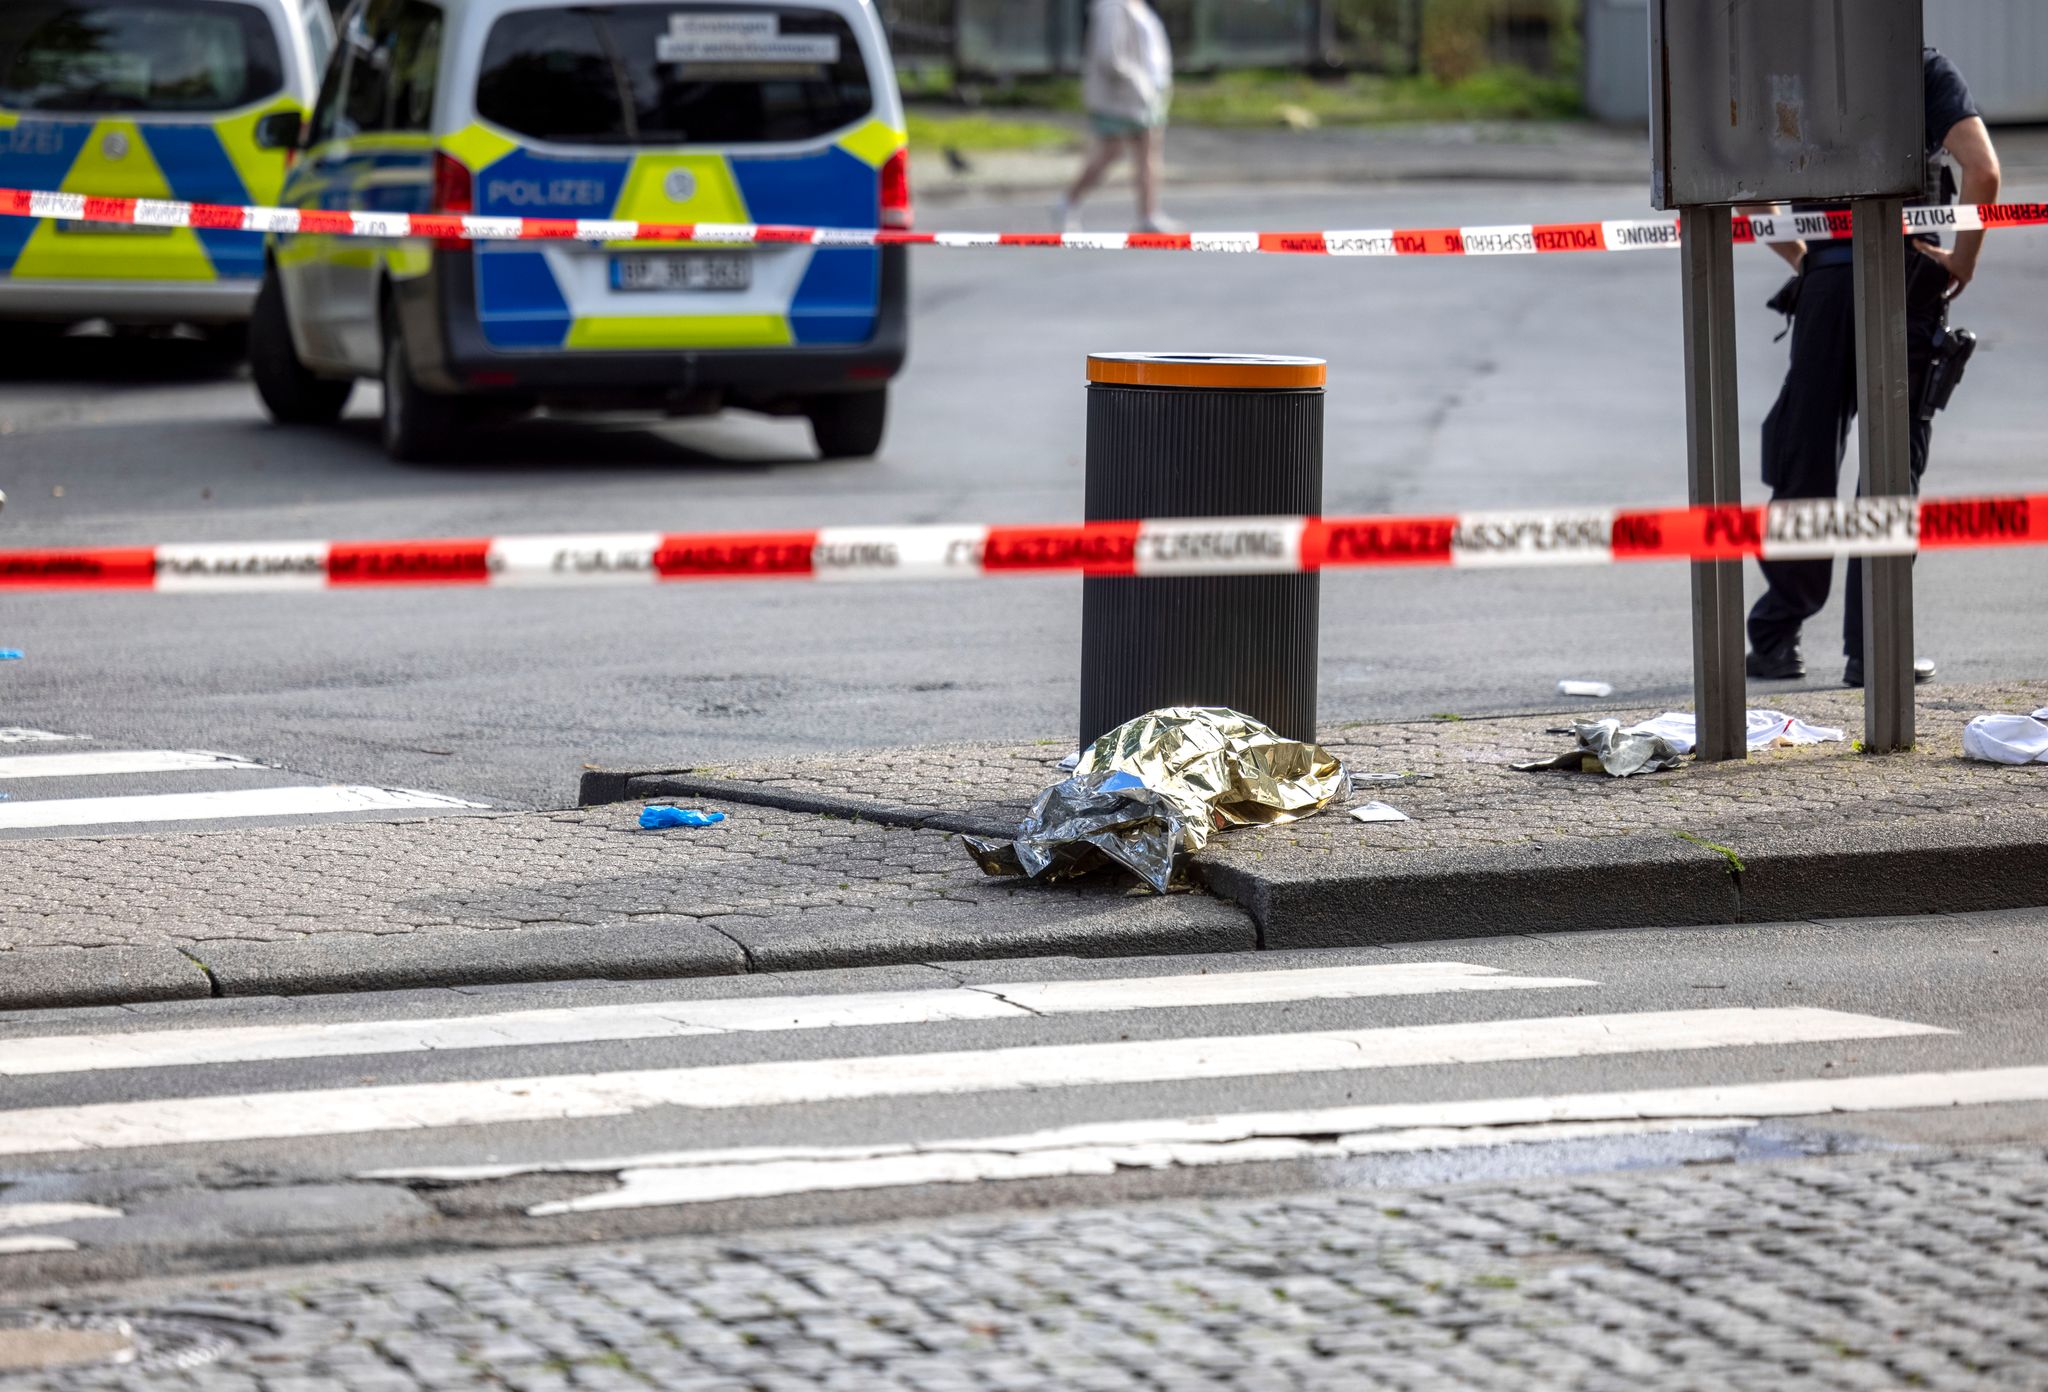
[0,802,1233,955]
[10,683,2045,974]
[17,1147,2048,1390]
[637,681,2048,851]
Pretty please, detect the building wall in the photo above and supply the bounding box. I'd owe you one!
[1586,0,2048,127]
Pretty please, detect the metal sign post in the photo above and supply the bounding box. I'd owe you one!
[1678,206,1746,762]
[1651,0,1922,761]
[1853,198,1917,752]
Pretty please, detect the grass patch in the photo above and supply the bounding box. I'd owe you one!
[1676,831,1747,875]
[1167,66,1581,128]
[904,63,1579,136]
[906,109,1076,153]
[1469,1274,1520,1290]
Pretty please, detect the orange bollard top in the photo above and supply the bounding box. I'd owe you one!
[1086,353,1326,390]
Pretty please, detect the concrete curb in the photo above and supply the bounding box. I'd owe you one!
[5,946,215,1013]
[583,770,2048,954]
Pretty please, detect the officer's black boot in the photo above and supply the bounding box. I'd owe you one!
[1745,637,1806,681]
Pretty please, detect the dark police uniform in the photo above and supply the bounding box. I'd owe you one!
[1747,49,1980,675]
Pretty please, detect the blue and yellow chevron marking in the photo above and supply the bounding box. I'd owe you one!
[0,98,300,283]
[450,120,906,352]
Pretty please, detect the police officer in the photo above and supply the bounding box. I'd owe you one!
[1744,48,2002,688]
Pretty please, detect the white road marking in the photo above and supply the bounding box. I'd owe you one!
[0,1202,122,1229]
[0,728,85,744]
[0,785,484,830]
[0,963,1596,1077]
[533,1120,1743,1213]
[364,1065,2048,1215]
[0,1235,78,1255]
[0,750,266,780]
[0,1009,1944,1156]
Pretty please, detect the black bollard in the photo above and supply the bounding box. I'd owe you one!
[1080,353,1325,750]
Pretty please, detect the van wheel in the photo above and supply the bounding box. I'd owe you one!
[250,271,351,425]
[807,389,887,459]
[380,327,466,463]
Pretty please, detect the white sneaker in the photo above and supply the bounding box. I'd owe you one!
[1055,200,1081,233]
[1138,213,1184,234]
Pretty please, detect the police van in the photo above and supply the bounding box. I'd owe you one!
[0,0,333,340]
[255,0,911,461]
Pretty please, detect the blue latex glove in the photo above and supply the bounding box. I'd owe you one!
[640,806,726,830]
[0,650,22,660]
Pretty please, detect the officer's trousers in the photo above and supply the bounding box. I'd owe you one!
[1748,248,1949,663]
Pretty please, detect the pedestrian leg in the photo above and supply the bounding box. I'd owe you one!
[1136,128,1162,229]
[1061,136,1129,227]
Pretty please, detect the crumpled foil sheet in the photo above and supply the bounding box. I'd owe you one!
[1514,718,1688,778]
[965,707,1350,893]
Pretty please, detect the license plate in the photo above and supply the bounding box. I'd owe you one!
[611,253,752,293]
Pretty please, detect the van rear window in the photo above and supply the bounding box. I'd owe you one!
[475,6,873,146]
[0,0,284,114]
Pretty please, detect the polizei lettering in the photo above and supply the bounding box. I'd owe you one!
[1532,226,1600,252]
[1321,520,1453,564]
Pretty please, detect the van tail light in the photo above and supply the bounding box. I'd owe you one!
[432,151,474,252]
[880,147,913,230]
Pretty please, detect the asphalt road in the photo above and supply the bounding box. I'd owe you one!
[3,179,2047,811]
[5,909,2048,1291]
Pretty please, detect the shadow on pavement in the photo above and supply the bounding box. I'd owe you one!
[314,413,821,475]
[0,329,247,385]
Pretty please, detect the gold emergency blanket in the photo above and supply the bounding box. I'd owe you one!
[965,707,1349,892]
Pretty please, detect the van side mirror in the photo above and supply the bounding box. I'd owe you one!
[255,111,305,151]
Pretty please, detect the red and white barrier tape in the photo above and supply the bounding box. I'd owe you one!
[3,494,2039,592]
[4,187,2045,255]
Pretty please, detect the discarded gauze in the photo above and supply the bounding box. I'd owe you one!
[1629,710,1846,755]
[966,707,1349,893]
[1517,709,1846,778]
[1963,710,2048,766]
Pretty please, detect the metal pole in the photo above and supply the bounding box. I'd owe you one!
[1678,205,1746,762]
[1853,195,1916,752]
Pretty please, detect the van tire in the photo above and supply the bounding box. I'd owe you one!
[251,271,352,425]
[380,326,466,463]
[807,389,888,459]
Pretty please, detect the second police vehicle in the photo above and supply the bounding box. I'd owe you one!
[0,0,332,342]
[256,0,912,460]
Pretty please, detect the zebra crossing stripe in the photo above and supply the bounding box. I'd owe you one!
[0,1008,1945,1157]
[0,963,1597,1077]
[0,784,483,830]
[369,1065,2048,1215]
[0,750,266,780]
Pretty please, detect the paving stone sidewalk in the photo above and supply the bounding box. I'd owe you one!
[8,684,2046,1010]
[610,681,2048,948]
[16,1146,2048,1390]
[0,805,1247,1010]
